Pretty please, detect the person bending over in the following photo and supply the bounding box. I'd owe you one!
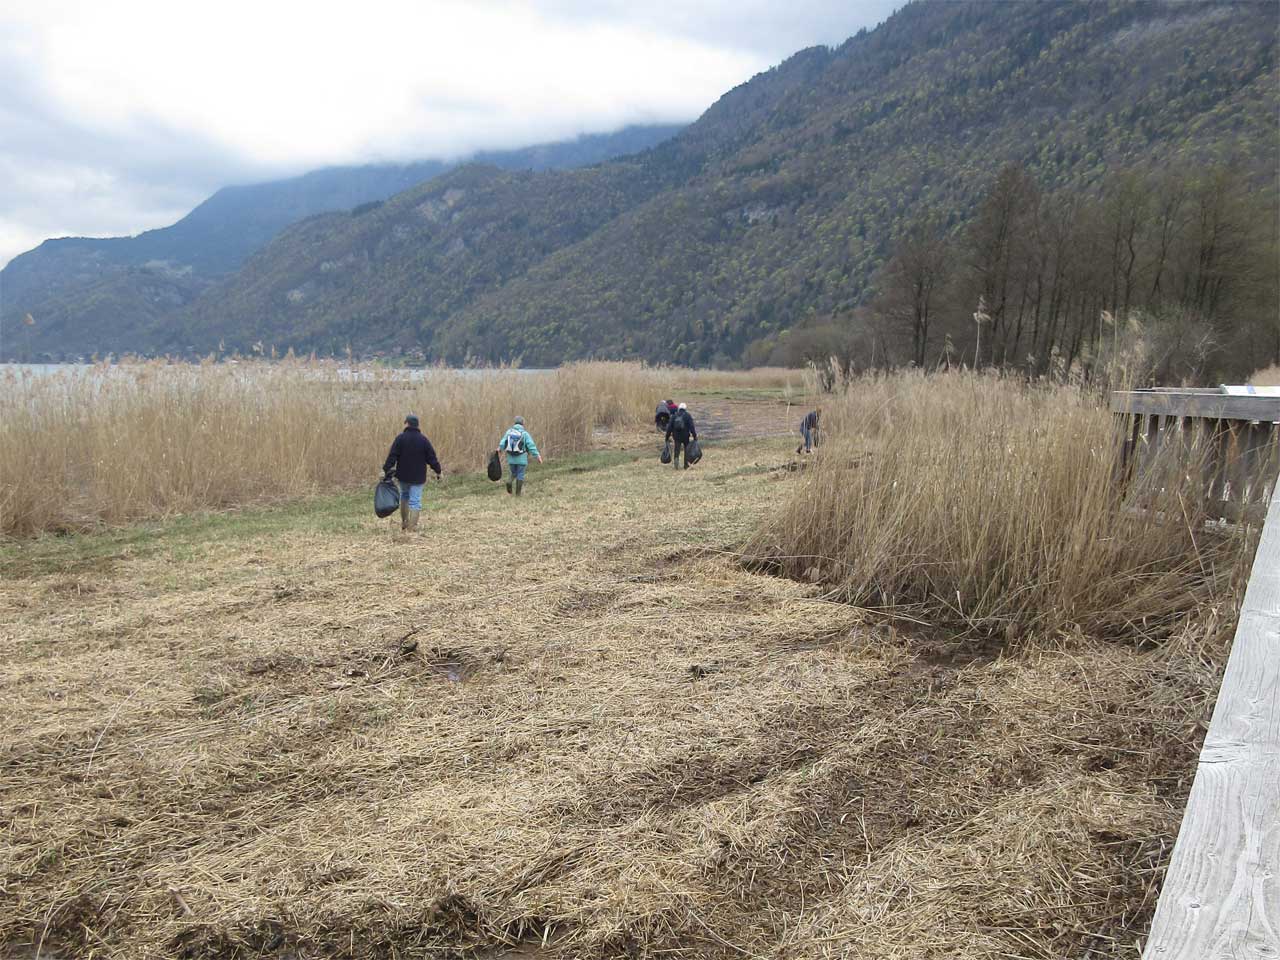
[798,408,821,454]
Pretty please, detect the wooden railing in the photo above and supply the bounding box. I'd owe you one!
[1112,390,1280,522]
[1140,484,1280,958]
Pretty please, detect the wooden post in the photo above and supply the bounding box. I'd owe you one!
[1110,391,1280,521]
[1141,487,1280,958]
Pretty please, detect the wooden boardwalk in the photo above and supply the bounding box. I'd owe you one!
[1112,389,1280,522]
[1142,488,1280,958]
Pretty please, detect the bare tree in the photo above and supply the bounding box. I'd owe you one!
[966,164,1039,366]
[880,217,952,367]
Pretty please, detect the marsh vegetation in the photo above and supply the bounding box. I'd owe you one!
[0,368,1259,958]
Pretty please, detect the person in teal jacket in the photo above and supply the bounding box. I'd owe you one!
[497,416,542,496]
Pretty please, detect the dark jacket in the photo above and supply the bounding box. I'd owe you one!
[383,426,441,484]
[665,410,697,442]
[802,411,819,431]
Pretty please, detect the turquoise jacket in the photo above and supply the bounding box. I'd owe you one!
[498,424,539,466]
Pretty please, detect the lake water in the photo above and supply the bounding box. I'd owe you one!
[0,363,551,381]
[0,363,94,377]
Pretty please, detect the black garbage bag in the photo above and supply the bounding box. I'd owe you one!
[686,439,703,465]
[487,450,503,482]
[374,478,401,518]
[660,441,672,464]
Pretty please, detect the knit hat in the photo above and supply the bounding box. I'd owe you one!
[405,414,419,428]
[678,403,687,410]
[514,416,524,425]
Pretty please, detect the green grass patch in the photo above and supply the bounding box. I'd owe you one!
[0,448,642,579]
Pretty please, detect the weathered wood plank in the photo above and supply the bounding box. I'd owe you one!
[1111,391,1280,422]
[1142,491,1280,959]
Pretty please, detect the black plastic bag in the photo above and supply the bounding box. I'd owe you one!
[487,450,503,482]
[660,442,672,464]
[374,478,400,518]
[686,439,703,465]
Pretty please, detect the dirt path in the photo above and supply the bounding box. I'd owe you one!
[603,396,806,452]
[690,397,804,442]
[0,425,1197,959]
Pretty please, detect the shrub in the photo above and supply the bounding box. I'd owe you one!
[746,371,1255,641]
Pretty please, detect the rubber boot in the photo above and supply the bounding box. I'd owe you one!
[407,509,420,531]
[514,479,524,496]
[399,500,409,530]
[505,480,513,494]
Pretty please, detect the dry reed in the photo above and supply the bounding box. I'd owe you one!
[679,366,808,392]
[747,371,1256,642]
[0,360,729,538]
[1249,363,1280,387]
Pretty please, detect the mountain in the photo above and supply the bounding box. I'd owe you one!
[11,1,1280,364]
[0,124,683,359]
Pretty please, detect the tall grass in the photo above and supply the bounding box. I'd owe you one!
[1250,364,1280,386]
[748,371,1256,642]
[0,360,690,538]
[680,366,808,392]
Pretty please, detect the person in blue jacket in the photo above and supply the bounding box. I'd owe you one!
[497,416,542,496]
[382,414,441,531]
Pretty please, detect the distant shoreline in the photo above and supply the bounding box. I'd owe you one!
[0,362,557,378]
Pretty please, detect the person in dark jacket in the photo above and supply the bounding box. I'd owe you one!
[798,408,821,454]
[382,414,441,531]
[664,402,698,470]
[655,399,675,432]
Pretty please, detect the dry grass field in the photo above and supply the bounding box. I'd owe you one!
[0,361,807,539]
[0,382,1240,959]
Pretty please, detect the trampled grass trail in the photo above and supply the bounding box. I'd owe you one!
[0,421,1219,959]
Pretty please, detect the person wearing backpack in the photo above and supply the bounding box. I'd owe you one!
[497,416,542,496]
[382,414,442,531]
[664,402,698,470]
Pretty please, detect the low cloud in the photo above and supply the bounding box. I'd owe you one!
[0,0,898,267]
[534,0,900,56]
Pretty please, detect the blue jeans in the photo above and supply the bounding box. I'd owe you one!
[802,424,813,452]
[508,462,527,482]
[399,480,423,510]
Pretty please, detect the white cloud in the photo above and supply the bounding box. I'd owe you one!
[0,0,898,267]
[533,0,901,56]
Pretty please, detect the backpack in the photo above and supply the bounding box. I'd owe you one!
[502,428,526,455]
[670,410,689,435]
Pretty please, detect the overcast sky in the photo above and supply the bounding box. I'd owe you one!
[0,0,900,268]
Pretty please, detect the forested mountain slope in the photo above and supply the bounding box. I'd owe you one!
[446,0,1278,365]
[180,0,1278,366]
[0,125,682,359]
[15,1,1280,364]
